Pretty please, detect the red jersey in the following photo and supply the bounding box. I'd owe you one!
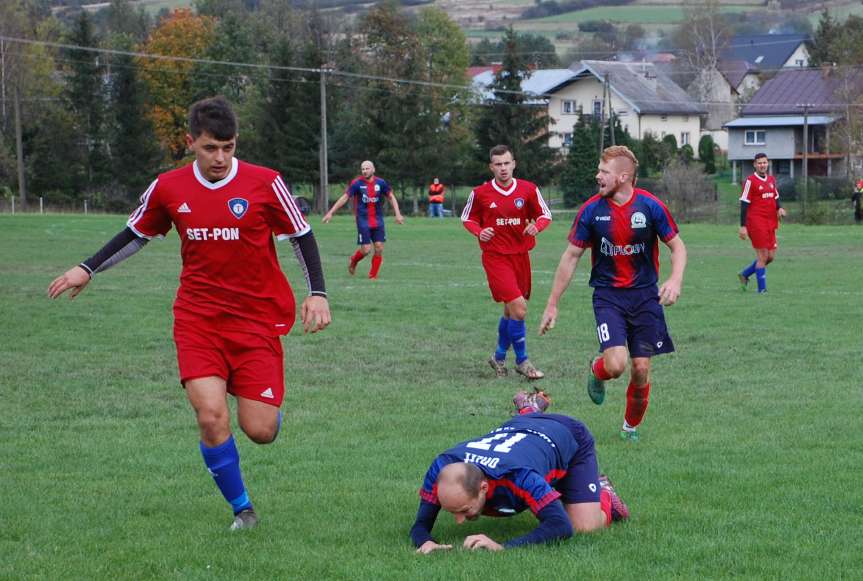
[461,178,552,254]
[127,158,310,336]
[740,173,779,229]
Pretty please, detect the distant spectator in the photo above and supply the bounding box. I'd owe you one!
[428,178,445,218]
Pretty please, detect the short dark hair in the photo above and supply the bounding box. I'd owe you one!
[189,96,237,140]
[754,152,768,161]
[489,144,513,161]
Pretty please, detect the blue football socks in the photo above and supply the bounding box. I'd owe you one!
[508,319,528,364]
[200,435,252,515]
[755,267,767,293]
[741,260,757,279]
[495,316,511,361]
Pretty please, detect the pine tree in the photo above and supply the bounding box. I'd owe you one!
[474,27,558,184]
[559,116,600,207]
[698,134,716,174]
[108,34,163,205]
[65,11,110,190]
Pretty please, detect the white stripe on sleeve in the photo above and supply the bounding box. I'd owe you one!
[461,190,476,222]
[535,187,553,220]
[739,179,751,202]
[126,179,159,239]
[272,176,311,237]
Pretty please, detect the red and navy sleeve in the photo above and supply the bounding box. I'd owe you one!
[648,195,679,243]
[503,500,573,548]
[568,197,596,248]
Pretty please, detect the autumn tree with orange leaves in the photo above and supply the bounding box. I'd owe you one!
[137,9,216,163]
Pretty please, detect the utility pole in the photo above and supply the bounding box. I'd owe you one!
[802,104,809,219]
[14,84,25,207]
[318,66,329,214]
[598,75,607,155]
[608,74,615,147]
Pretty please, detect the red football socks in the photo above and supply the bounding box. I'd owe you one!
[350,250,365,267]
[592,357,613,380]
[600,488,613,526]
[369,255,383,278]
[624,381,651,427]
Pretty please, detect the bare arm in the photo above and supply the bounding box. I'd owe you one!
[322,193,350,223]
[539,243,587,335]
[658,235,686,306]
[387,192,405,224]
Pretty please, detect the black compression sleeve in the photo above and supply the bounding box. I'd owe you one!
[290,231,327,297]
[410,501,441,547]
[503,501,573,549]
[80,227,141,276]
[740,201,750,227]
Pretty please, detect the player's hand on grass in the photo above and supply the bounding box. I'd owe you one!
[48,266,91,300]
[463,534,503,552]
[538,305,557,335]
[659,278,682,306]
[478,227,496,242]
[416,541,452,555]
[738,226,748,240]
[301,295,331,334]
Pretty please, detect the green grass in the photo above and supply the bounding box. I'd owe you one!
[2,214,862,579]
[524,4,760,25]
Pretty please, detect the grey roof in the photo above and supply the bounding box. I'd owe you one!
[725,115,835,128]
[742,68,863,116]
[470,68,577,103]
[573,60,706,115]
[718,59,758,90]
[721,34,809,69]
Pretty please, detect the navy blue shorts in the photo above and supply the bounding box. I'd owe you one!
[544,414,601,505]
[357,224,386,245]
[592,286,675,358]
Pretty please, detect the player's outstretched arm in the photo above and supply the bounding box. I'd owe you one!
[322,194,349,223]
[48,227,148,300]
[411,500,446,554]
[659,235,686,306]
[387,192,405,224]
[539,243,585,335]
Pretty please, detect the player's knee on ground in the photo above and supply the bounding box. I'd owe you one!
[566,503,605,533]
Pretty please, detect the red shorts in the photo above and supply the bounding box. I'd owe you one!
[747,223,778,250]
[173,319,285,407]
[481,251,531,303]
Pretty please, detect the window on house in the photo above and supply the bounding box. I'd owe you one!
[563,132,574,147]
[593,100,602,117]
[755,55,764,64]
[561,100,576,114]
[795,59,804,67]
[681,132,690,146]
[744,130,766,145]
[617,109,628,117]
[683,115,689,122]
[661,115,668,122]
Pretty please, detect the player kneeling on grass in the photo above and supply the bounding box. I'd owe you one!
[410,390,628,553]
[48,96,331,530]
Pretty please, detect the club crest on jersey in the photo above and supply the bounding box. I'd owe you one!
[514,198,525,209]
[631,211,647,229]
[228,198,249,219]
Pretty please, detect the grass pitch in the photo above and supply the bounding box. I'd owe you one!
[1,214,861,579]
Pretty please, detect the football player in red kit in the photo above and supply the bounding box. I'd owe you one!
[48,96,331,530]
[737,153,786,293]
[462,145,552,380]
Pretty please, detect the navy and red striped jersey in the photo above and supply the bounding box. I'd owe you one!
[345,176,391,229]
[418,414,578,517]
[740,173,779,229]
[569,189,679,289]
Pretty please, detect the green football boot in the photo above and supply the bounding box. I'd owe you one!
[587,357,606,405]
[619,429,639,443]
